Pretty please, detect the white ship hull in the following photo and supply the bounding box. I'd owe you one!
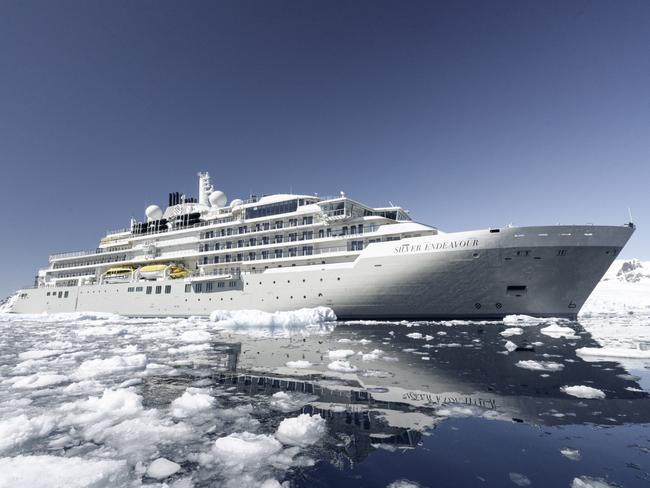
[10,225,634,320]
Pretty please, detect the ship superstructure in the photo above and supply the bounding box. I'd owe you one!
[10,172,635,319]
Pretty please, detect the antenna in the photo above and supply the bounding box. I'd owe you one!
[388,201,394,207]
[628,207,634,223]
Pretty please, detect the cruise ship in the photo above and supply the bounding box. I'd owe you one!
[8,172,635,319]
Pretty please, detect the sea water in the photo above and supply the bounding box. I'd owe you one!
[0,308,649,487]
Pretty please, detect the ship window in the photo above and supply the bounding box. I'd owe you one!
[128,287,134,292]
[185,284,192,293]
[136,286,143,292]
[557,249,567,256]
[58,291,63,298]
[46,292,50,296]
[164,285,171,294]
[205,282,213,292]
[64,291,69,298]
[218,282,224,288]
[229,281,236,287]
[155,285,162,294]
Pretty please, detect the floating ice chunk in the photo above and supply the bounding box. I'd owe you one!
[327,360,357,373]
[509,472,531,486]
[0,414,57,453]
[276,413,326,446]
[576,346,650,359]
[269,392,317,413]
[503,315,565,326]
[328,349,355,360]
[561,385,606,399]
[540,324,579,339]
[0,455,128,487]
[362,349,383,361]
[285,360,312,369]
[74,354,147,379]
[560,447,581,461]
[146,457,181,479]
[211,432,282,470]
[210,307,336,328]
[387,481,421,488]
[500,328,523,337]
[10,373,68,389]
[516,360,564,372]
[504,341,517,352]
[17,349,62,360]
[168,344,211,354]
[406,333,423,339]
[180,330,211,343]
[171,390,216,418]
[571,476,617,488]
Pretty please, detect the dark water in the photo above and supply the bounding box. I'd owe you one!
[1,313,649,487]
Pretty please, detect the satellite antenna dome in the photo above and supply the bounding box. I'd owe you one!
[209,190,227,208]
[145,205,163,221]
[230,198,244,208]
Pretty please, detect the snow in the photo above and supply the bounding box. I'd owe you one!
[540,324,579,339]
[503,315,551,326]
[327,360,357,373]
[275,413,326,446]
[582,259,650,314]
[74,354,147,379]
[328,349,355,359]
[561,385,606,399]
[406,332,423,339]
[0,455,128,488]
[500,327,523,337]
[171,390,215,418]
[504,341,517,352]
[515,360,564,372]
[285,360,312,369]
[146,457,181,479]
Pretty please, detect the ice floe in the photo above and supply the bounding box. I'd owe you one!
[560,385,606,399]
[146,457,181,479]
[576,346,650,360]
[515,360,564,372]
[327,349,355,359]
[560,447,581,461]
[571,476,617,488]
[74,354,147,379]
[327,360,357,373]
[275,413,326,446]
[540,324,579,339]
[170,389,216,418]
[500,327,523,337]
[209,307,336,336]
[210,432,282,470]
[285,360,312,369]
[0,455,128,487]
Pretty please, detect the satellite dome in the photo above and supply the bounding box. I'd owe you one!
[145,205,163,221]
[209,190,227,208]
[230,198,243,208]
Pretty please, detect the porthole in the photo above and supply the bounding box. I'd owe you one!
[318,293,323,297]
[495,302,502,309]
[320,278,323,282]
[473,252,480,258]
[303,295,306,299]
[276,296,279,300]
[337,277,341,281]
[474,303,481,309]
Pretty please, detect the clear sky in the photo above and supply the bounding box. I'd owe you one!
[0,0,648,298]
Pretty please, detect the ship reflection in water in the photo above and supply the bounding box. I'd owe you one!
[144,319,650,487]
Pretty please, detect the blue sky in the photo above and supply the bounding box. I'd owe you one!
[0,0,648,298]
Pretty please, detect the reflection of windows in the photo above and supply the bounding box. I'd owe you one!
[245,200,298,219]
